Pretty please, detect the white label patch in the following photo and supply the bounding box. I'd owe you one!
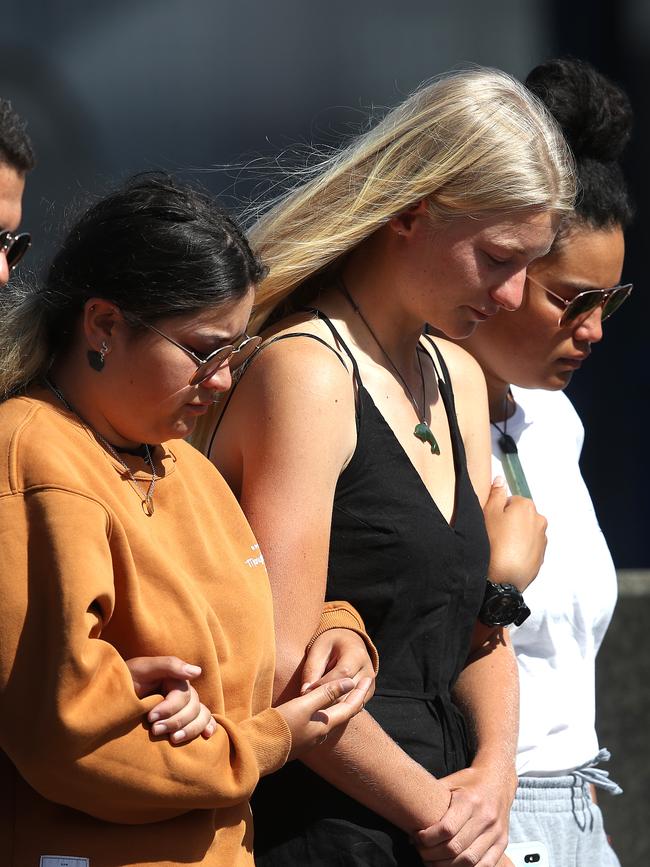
[40,858,89,867]
[244,542,265,569]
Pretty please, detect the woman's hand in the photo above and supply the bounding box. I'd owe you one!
[300,628,376,701]
[277,676,372,760]
[126,656,217,745]
[414,763,517,865]
[483,477,547,592]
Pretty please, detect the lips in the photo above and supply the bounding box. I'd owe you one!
[557,355,589,369]
[467,306,498,321]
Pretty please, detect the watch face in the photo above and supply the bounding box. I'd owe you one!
[483,593,521,626]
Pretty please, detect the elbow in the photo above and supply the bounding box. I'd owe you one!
[15,752,256,824]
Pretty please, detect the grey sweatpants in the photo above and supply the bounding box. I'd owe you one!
[508,775,621,867]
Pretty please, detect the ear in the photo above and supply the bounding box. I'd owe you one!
[82,298,120,352]
[388,199,429,237]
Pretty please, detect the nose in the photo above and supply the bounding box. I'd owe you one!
[0,251,9,286]
[573,305,604,345]
[489,268,527,312]
[200,363,233,394]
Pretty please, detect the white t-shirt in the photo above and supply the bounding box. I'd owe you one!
[491,386,617,776]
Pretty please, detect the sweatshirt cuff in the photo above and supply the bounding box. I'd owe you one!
[238,706,292,778]
[308,601,379,674]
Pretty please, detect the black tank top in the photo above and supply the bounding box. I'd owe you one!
[217,312,490,865]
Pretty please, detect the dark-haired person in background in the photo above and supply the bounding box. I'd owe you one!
[0,98,34,285]
[0,174,374,867]
[462,58,632,866]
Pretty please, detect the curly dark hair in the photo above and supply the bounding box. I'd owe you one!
[0,98,35,173]
[526,57,633,233]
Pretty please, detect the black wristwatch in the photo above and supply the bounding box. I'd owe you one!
[478,580,531,627]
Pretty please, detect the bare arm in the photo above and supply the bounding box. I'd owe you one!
[455,624,519,783]
[211,336,451,832]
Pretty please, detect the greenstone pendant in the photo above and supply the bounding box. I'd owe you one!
[497,434,533,499]
[414,422,440,455]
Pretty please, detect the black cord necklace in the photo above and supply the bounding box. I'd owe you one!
[338,277,440,455]
[490,390,532,499]
[44,378,157,515]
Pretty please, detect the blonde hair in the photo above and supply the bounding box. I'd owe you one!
[193,67,576,450]
[247,66,575,333]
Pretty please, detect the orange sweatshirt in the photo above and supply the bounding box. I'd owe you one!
[0,388,373,867]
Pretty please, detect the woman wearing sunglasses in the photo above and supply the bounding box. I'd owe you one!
[0,174,375,867]
[197,67,576,866]
[462,59,633,866]
[0,96,35,285]
[0,229,31,280]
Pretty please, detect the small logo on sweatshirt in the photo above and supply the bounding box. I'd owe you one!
[244,542,265,569]
[40,858,89,867]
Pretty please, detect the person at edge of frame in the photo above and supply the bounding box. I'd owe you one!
[0,96,35,286]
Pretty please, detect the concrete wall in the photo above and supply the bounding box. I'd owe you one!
[597,571,650,866]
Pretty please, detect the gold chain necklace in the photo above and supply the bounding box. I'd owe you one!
[338,278,440,455]
[45,378,157,515]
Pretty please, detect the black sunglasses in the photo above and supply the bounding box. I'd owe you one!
[0,230,31,270]
[527,274,633,327]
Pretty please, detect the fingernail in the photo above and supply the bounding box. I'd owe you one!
[152,722,167,735]
[183,664,202,677]
[493,475,505,487]
[300,682,311,694]
[149,712,160,722]
[171,730,186,743]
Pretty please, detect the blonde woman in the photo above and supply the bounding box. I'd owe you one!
[196,68,575,866]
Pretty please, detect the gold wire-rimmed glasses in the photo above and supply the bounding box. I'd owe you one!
[527,274,633,327]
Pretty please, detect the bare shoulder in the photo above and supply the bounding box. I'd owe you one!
[235,314,355,410]
[424,335,487,395]
[212,314,358,486]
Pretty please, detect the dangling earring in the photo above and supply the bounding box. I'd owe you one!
[87,340,109,372]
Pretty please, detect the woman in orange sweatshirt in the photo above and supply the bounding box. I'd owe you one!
[0,174,374,867]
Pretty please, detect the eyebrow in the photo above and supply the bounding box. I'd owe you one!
[490,241,555,260]
[554,280,611,294]
[189,328,247,350]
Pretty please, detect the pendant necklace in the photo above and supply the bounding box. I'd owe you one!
[491,390,532,499]
[44,378,157,515]
[338,278,440,455]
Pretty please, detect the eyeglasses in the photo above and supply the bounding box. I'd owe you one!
[0,230,31,270]
[125,314,261,386]
[527,274,633,327]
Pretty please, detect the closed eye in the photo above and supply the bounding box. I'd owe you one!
[185,335,241,358]
[484,251,512,267]
[546,294,568,310]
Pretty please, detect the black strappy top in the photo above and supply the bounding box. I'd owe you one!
[217,311,490,864]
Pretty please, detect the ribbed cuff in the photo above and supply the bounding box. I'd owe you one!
[308,601,380,674]
[238,706,292,778]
